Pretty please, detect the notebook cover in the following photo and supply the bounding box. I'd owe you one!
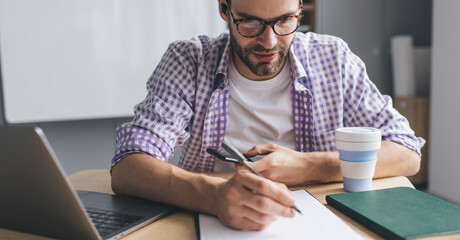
[326,187,460,240]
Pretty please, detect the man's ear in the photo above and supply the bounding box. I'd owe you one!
[218,0,229,22]
[220,3,228,15]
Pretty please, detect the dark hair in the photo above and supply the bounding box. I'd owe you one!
[226,0,303,9]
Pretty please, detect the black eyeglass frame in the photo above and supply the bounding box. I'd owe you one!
[226,0,303,38]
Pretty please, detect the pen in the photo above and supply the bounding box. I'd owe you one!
[206,148,254,163]
[206,148,240,164]
[221,140,303,215]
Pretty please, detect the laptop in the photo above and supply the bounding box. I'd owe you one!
[0,126,175,240]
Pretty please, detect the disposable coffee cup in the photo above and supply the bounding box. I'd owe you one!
[335,127,381,192]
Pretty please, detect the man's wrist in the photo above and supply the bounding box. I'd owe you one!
[195,174,227,216]
[300,151,341,183]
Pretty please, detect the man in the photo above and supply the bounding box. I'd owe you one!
[111,0,425,231]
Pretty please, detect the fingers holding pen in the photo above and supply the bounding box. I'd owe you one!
[246,144,280,156]
[215,169,295,230]
[242,144,309,186]
[237,171,295,212]
[243,144,283,172]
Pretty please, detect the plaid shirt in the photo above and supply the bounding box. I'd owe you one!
[111,31,425,172]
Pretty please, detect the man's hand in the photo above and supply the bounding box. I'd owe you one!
[238,144,316,186]
[213,169,295,231]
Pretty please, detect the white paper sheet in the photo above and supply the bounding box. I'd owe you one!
[199,190,363,240]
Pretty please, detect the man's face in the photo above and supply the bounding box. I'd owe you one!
[226,0,300,80]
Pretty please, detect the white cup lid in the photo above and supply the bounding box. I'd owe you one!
[335,127,381,143]
[335,140,381,151]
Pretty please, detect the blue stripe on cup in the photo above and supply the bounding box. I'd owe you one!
[338,150,378,162]
[343,177,373,192]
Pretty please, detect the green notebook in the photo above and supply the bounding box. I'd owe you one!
[326,187,460,240]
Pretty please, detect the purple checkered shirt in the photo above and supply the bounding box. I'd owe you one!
[111,31,425,172]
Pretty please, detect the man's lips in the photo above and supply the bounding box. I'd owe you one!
[253,52,278,62]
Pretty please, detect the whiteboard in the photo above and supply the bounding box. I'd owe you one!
[0,0,226,123]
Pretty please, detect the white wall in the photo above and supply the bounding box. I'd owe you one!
[428,0,460,205]
[0,0,217,174]
[0,0,225,123]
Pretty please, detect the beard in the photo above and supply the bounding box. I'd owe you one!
[229,29,292,77]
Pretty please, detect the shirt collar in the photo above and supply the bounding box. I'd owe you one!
[289,34,309,91]
[214,32,232,90]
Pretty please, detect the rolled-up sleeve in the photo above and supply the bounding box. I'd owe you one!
[111,40,198,170]
[339,40,425,156]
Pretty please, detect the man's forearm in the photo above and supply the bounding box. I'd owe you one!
[374,141,421,178]
[303,141,421,183]
[111,153,225,215]
[111,153,298,231]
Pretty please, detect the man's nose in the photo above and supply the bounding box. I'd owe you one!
[256,25,278,50]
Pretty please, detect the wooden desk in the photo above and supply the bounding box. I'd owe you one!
[1,169,449,240]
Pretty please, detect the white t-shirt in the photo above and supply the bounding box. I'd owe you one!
[215,57,295,172]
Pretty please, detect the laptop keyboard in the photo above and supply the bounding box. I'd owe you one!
[86,208,144,237]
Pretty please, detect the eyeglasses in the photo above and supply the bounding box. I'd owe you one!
[227,4,303,38]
